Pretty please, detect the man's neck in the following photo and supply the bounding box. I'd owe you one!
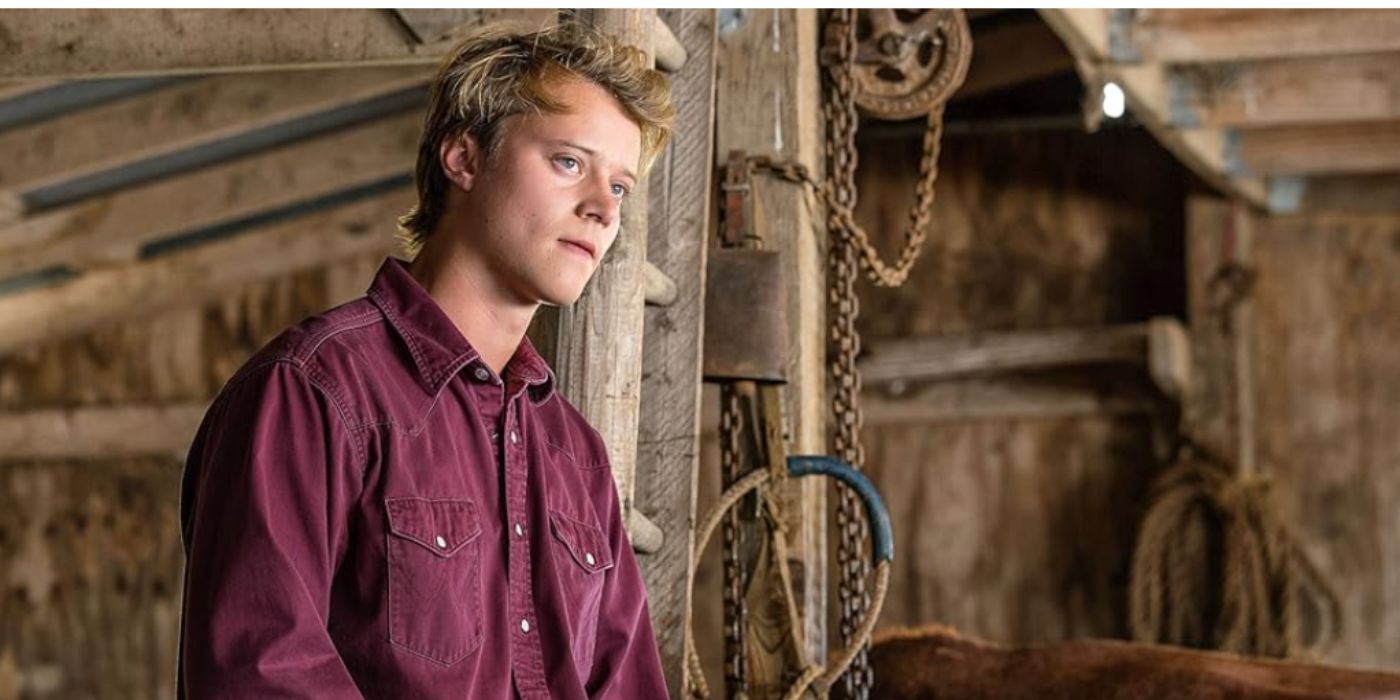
[406,238,537,377]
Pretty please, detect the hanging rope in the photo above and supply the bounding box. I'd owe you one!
[1129,442,1343,658]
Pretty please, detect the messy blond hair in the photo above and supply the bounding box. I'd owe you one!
[397,19,674,255]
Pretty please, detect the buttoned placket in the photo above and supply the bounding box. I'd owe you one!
[502,379,548,698]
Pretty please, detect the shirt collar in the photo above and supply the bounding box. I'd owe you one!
[366,257,556,403]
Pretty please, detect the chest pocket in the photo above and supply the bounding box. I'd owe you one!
[386,497,484,666]
[549,510,615,677]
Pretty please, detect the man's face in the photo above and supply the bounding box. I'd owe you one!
[457,78,642,307]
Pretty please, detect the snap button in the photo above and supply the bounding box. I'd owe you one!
[520,618,531,633]
[509,430,519,445]
[435,535,447,549]
[473,366,490,382]
[514,522,525,537]
[585,552,596,567]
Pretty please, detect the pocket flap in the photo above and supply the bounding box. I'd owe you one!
[386,497,481,558]
[549,510,615,573]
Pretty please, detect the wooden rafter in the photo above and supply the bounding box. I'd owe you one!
[0,9,553,79]
[1173,53,1400,128]
[0,188,407,356]
[1129,9,1400,64]
[1039,9,1268,207]
[0,112,419,280]
[1237,120,1400,176]
[0,66,430,216]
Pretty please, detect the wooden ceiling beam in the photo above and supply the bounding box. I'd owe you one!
[0,188,408,356]
[0,9,553,79]
[0,66,430,217]
[1172,52,1400,128]
[1128,10,1400,64]
[1039,9,1268,207]
[0,112,420,280]
[1238,120,1400,176]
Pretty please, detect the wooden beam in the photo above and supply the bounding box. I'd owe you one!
[1174,53,1400,128]
[715,7,828,691]
[0,403,206,459]
[859,376,1160,425]
[0,188,407,356]
[1273,174,1400,215]
[1238,120,1400,176]
[1130,10,1400,64]
[0,66,429,213]
[633,9,716,695]
[956,16,1075,99]
[653,16,688,73]
[861,319,1191,401]
[1039,9,1268,208]
[545,7,653,535]
[0,112,420,280]
[0,9,553,79]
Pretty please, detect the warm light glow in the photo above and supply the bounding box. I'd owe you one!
[1102,81,1126,119]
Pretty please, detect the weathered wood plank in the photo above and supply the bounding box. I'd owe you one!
[713,8,828,695]
[0,404,205,460]
[0,9,553,79]
[634,9,716,695]
[1238,120,1400,176]
[0,111,420,279]
[1131,10,1400,64]
[0,66,429,209]
[1175,53,1400,128]
[544,8,653,523]
[860,325,1151,385]
[0,188,407,356]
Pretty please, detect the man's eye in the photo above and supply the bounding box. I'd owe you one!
[556,156,581,173]
[611,184,629,199]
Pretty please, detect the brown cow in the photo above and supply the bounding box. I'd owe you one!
[867,625,1400,700]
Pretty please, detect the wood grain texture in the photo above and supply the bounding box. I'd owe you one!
[708,9,828,694]
[1177,53,1400,128]
[1249,212,1400,670]
[0,9,553,78]
[0,66,430,199]
[633,8,716,697]
[1131,10,1400,63]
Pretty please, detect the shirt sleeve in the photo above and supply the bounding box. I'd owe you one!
[583,465,669,698]
[177,361,366,699]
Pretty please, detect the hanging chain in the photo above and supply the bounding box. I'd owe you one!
[746,9,950,698]
[719,385,750,699]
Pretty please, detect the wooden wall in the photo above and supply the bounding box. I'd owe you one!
[1250,211,1400,669]
[0,251,383,700]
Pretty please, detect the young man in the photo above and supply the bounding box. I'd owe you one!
[177,21,674,699]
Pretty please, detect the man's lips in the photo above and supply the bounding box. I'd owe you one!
[560,238,596,261]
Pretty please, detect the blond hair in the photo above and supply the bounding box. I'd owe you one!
[397,19,674,254]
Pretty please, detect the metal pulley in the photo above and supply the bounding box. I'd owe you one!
[822,9,973,120]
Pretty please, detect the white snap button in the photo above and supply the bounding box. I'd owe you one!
[514,522,525,537]
[585,552,595,566]
[520,618,531,633]
[509,430,519,445]
[435,535,447,549]
[473,367,490,381]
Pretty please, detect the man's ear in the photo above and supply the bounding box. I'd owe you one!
[438,131,483,193]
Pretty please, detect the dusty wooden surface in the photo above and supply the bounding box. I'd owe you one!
[1249,211,1400,669]
[633,8,716,697]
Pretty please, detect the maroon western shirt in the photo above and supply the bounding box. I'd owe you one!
[177,257,667,698]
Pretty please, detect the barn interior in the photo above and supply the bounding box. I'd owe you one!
[0,8,1398,700]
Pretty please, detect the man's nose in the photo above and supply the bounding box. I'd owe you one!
[576,178,618,229]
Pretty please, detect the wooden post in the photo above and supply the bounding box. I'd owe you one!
[539,9,654,520]
[633,9,717,697]
[715,8,828,694]
[1185,195,1255,473]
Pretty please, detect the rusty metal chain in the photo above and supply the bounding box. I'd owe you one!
[719,385,750,699]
